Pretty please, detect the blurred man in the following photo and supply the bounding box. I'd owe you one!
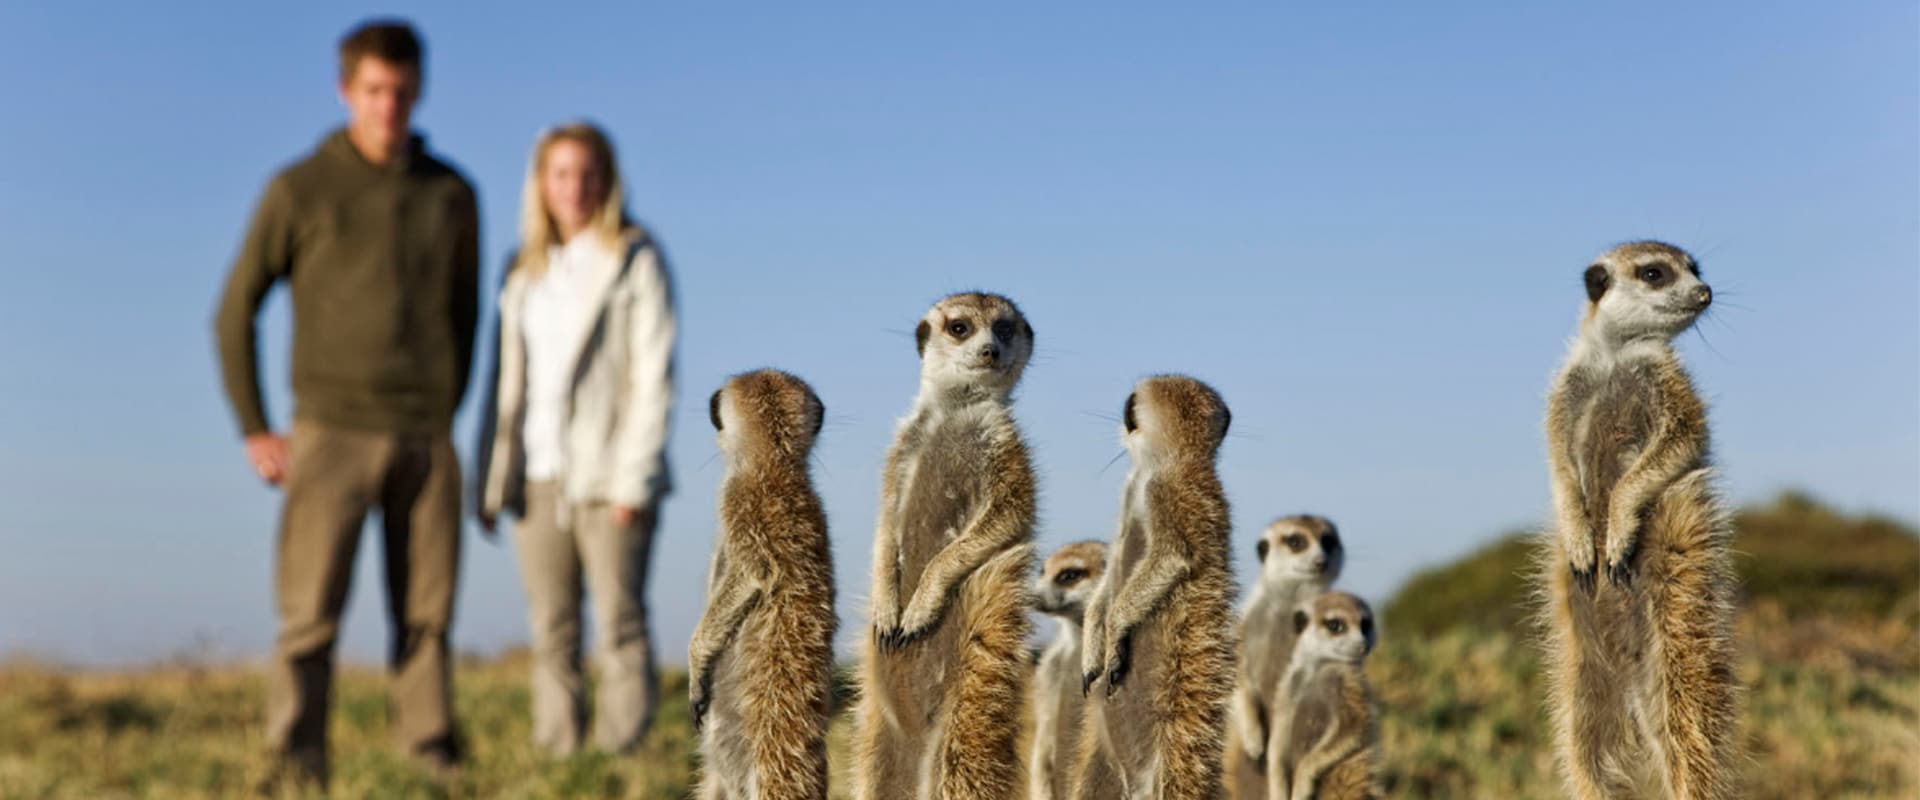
[212,19,479,785]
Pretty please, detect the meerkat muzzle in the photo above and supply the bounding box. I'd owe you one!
[1693,285,1712,308]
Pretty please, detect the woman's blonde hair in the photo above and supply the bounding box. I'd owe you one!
[512,121,636,277]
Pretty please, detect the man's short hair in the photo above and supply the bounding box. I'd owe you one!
[338,19,423,83]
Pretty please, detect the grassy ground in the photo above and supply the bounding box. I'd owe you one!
[2,622,1912,799]
[3,493,1913,798]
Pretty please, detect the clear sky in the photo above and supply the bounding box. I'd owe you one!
[0,2,1913,667]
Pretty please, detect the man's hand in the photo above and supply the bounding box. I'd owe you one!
[245,433,289,486]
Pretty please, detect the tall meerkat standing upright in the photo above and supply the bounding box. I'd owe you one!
[1541,241,1740,800]
[1074,375,1237,800]
[1227,515,1345,800]
[689,370,837,800]
[854,292,1039,800]
[1029,540,1109,800]
[1267,592,1379,800]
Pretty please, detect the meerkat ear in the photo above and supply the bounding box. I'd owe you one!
[1256,539,1270,563]
[709,388,724,431]
[915,320,931,357]
[810,398,826,438]
[1023,320,1034,342]
[1219,405,1232,438]
[1292,609,1309,635]
[1584,264,1610,303]
[1122,392,1139,433]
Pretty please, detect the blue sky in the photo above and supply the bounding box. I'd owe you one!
[0,2,1913,667]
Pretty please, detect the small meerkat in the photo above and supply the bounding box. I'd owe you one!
[1227,516,1345,800]
[1073,375,1237,800]
[689,370,837,800]
[1268,592,1379,800]
[1029,540,1109,800]
[853,292,1039,800]
[1540,241,1741,800]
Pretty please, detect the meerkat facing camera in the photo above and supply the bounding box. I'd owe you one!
[1268,592,1380,800]
[1029,540,1109,800]
[689,370,837,800]
[1540,241,1740,800]
[1227,515,1345,800]
[1073,375,1237,800]
[853,292,1039,800]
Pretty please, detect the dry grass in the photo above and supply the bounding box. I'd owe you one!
[2,493,1912,798]
[1,622,1912,799]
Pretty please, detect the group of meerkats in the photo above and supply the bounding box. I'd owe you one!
[685,240,1741,800]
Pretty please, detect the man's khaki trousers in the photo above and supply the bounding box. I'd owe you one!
[266,421,462,780]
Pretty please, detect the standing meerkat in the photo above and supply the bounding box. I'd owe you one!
[1267,592,1379,800]
[1029,540,1109,800]
[689,370,837,800]
[1227,515,1345,800]
[854,291,1039,800]
[1074,375,1237,800]
[1540,241,1740,800]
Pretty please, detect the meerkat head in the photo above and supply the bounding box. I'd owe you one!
[1291,592,1375,664]
[1032,540,1108,624]
[1581,241,1712,345]
[914,292,1035,399]
[1121,375,1230,469]
[710,369,826,467]
[1256,515,1344,588]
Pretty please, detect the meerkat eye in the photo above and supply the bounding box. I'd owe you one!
[1284,534,1307,552]
[1360,617,1374,638]
[1320,533,1341,553]
[1256,540,1270,563]
[1325,618,1346,635]
[991,319,1015,340]
[1638,264,1673,286]
[946,320,972,338]
[1054,568,1085,586]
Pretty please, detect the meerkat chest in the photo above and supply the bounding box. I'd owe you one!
[892,417,996,579]
[1104,481,1154,595]
[1570,366,1660,497]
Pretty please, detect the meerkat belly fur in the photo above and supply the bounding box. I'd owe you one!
[1228,516,1345,800]
[1269,593,1380,800]
[689,370,838,800]
[1029,541,1108,800]
[1539,241,1741,800]
[1073,376,1237,800]
[854,292,1039,800]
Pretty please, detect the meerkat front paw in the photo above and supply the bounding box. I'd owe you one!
[1566,522,1598,594]
[689,671,712,732]
[1603,515,1640,588]
[1103,633,1133,696]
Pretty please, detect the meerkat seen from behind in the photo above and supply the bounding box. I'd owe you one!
[1073,375,1237,800]
[854,292,1039,800]
[1029,540,1109,800]
[1541,241,1741,800]
[1227,515,1345,800]
[689,370,837,800]
[1267,592,1379,800]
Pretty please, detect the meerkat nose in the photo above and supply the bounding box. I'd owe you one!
[982,343,1002,361]
[1694,285,1712,307]
[1313,557,1329,572]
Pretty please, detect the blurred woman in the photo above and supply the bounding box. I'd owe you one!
[476,121,676,756]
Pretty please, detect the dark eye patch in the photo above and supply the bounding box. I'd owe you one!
[1292,609,1309,634]
[1123,393,1138,433]
[709,389,723,431]
[1360,617,1374,638]
[1053,568,1086,586]
[1321,533,1341,553]
[810,398,825,437]
[991,319,1015,341]
[1637,262,1674,287]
